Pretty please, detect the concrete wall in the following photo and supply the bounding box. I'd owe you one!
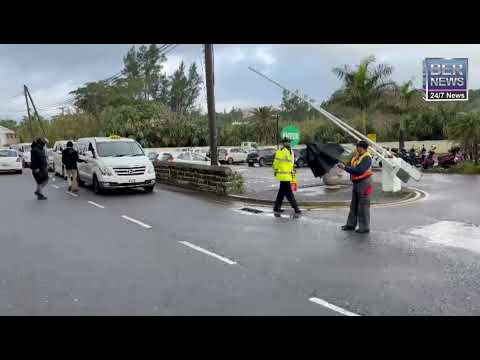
[154,161,244,195]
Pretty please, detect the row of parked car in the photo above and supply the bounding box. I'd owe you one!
[147,147,310,168]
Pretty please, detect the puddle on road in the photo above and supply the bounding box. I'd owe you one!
[410,221,480,253]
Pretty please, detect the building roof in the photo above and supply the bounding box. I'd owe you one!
[0,125,15,134]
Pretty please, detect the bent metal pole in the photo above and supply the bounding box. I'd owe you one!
[247,66,422,182]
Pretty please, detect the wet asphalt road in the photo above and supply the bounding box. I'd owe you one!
[1,169,480,315]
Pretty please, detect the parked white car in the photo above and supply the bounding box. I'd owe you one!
[173,151,211,165]
[0,148,23,174]
[76,136,156,194]
[218,147,249,164]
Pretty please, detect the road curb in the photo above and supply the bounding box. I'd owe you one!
[228,187,426,209]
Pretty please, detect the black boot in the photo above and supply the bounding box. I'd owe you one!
[341,225,355,231]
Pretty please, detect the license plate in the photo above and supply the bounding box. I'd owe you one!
[128,179,136,183]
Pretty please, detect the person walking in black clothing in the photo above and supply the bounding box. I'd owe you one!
[30,137,49,200]
[62,141,85,193]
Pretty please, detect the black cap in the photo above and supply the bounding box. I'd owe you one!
[67,141,73,148]
[356,140,369,150]
[281,137,291,143]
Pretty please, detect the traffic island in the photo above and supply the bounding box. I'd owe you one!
[154,161,244,195]
[228,180,424,209]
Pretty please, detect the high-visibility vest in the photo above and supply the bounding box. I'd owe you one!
[350,152,373,181]
[273,147,294,182]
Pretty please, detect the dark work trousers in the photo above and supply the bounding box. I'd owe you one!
[346,177,372,231]
[274,181,300,212]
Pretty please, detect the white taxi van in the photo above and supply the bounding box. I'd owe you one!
[11,143,32,168]
[76,136,156,194]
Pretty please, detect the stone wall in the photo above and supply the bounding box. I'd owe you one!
[154,161,244,195]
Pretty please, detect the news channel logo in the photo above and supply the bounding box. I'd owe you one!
[423,58,468,101]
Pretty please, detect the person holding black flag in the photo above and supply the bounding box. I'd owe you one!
[30,137,49,200]
[338,140,373,233]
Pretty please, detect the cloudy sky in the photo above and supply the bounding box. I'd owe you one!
[0,44,478,120]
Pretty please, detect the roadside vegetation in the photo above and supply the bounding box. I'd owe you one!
[1,51,479,164]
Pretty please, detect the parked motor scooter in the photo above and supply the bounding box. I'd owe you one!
[422,150,435,169]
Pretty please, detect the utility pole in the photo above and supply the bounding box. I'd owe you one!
[204,44,218,166]
[25,85,46,138]
[276,113,279,149]
[23,85,34,140]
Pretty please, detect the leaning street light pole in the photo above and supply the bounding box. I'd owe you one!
[276,113,279,149]
[204,44,218,166]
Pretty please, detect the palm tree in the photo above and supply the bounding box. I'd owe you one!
[251,106,275,145]
[448,112,480,165]
[397,80,417,149]
[333,55,395,135]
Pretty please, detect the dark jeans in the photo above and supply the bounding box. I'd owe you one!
[33,169,49,195]
[274,181,300,212]
[346,177,371,231]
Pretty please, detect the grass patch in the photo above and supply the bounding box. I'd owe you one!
[422,161,480,175]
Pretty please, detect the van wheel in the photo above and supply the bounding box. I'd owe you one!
[296,159,305,168]
[78,173,85,187]
[93,175,102,194]
[144,186,155,193]
[259,158,265,167]
[227,157,234,165]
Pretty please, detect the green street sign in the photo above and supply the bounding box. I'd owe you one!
[281,125,301,147]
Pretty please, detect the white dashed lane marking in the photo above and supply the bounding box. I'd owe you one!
[66,191,79,197]
[309,297,360,316]
[51,184,60,189]
[88,201,105,209]
[121,215,152,229]
[179,241,237,265]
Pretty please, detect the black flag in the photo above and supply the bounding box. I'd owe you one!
[306,143,345,178]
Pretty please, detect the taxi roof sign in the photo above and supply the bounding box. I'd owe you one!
[109,135,122,140]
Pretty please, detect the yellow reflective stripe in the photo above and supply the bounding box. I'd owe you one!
[275,158,291,162]
[276,171,292,174]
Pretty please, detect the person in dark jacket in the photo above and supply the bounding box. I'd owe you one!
[338,140,373,233]
[30,137,49,200]
[62,141,84,192]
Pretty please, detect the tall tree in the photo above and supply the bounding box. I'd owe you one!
[280,89,313,121]
[168,61,202,113]
[332,55,395,134]
[396,80,417,149]
[0,119,18,130]
[448,112,480,165]
[121,44,167,102]
[251,106,276,145]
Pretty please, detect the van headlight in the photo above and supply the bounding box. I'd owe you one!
[99,166,114,176]
[147,164,155,174]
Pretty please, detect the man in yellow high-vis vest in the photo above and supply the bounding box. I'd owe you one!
[273,137,301,217]
[338,140,373,233]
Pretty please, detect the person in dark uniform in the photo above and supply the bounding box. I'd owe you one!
[338,140,373,233]
[30,137,49,200]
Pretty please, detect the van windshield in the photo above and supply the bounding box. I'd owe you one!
[96,141,144,157]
